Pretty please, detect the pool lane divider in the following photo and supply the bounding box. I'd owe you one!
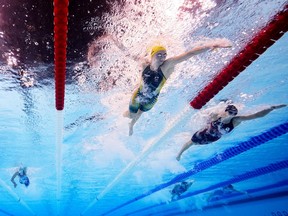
[0,178,36,215]
[55,110,64,215]
[157,184,288,216]
[182,160,288,201]
[190,4,288,109]
[102,122,288,215]
[54,0,68,214]
[164,183,288,216]
[54,0,69,111]
[127,176,288,216]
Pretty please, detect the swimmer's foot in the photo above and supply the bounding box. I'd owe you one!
[176,154,181,161]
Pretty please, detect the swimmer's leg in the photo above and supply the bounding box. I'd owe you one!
[129,110,143,136]
[124,90,140,119]
[125,98,141,135]
[124,108,138,119]
[128,96,156,136]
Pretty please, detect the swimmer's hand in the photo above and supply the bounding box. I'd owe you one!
[271,104,286,109]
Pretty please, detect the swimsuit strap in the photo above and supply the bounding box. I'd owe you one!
[157,66,166,81]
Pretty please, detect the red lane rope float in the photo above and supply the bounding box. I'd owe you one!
[54,0,69,110]
[190,4,288,109]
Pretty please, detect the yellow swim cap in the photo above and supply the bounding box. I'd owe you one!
[151,46,167,57]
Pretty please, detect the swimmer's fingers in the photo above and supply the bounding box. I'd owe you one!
[210,45,231,52]
[212,44,232,49]
[211,39,233,49]
[278,104,287,108]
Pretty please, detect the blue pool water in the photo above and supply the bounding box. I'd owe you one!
[0,0,287,215]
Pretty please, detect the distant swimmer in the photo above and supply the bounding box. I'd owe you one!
[176,104,287,161]
[112,37,232,136]
[11,166,30,188]
[207,184,249,202]
[65,113,104,130]
[170,180,194,201]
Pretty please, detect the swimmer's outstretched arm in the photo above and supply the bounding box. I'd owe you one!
[162,39,232,77]
[232,187,248,194]
[233,104,286,126]
[230,186,252,197]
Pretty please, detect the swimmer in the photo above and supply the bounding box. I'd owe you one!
[207,184,248,202]
[113,38,232,135]
[176,104,287,161]
[11,167,30,188]
[171,180,194,200]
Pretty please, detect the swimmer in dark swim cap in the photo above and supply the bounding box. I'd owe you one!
[207,184,249,202]
[176,104,287,161]
[171,180,194,200]
[225,105,238,115]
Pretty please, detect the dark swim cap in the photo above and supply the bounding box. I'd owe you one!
[225,105,238,115]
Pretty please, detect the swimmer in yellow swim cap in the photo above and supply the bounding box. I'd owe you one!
[112,37,232,136]
[150,46,167,57]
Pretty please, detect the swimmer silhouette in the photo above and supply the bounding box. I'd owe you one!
[11,167,30,188]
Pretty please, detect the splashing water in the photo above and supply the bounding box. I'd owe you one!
[83,0,220,94]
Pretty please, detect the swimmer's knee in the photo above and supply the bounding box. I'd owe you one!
[130,112,136,119]
[129,105,139,115]
[123,110,136,119]
[135,110,144,117]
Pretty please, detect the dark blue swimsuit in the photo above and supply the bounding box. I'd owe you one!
[192,118,235,144]
[129,66,166,113]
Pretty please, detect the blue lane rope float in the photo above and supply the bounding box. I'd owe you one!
[126,167,288,215]
[162,191,288,216]
[182,160,288,199]
[126,179,288,216]
[245,179,288,195]
[0,178,36,216]
[206,179,288,203]
[165,183,288,216]
[102,122,288,215]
